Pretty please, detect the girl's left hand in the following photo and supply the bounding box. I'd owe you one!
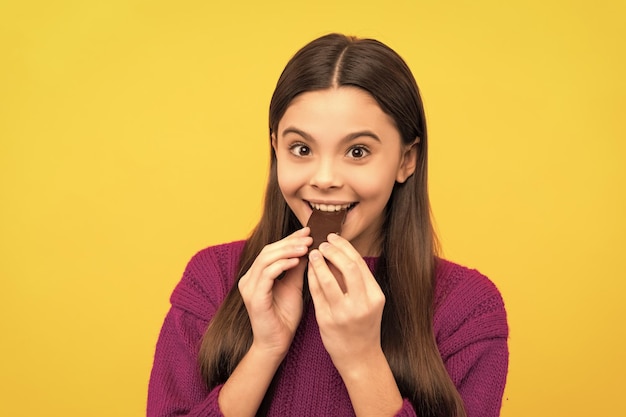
[307,233,386,375]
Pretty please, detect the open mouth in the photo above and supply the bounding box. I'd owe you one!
[307,201,357,212]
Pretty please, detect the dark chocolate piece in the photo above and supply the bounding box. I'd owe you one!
[306,209,347,252]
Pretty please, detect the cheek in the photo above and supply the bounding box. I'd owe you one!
[355,169,397,202]
[276,160,303,196]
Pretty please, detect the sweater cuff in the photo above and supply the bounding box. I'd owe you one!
[395,398,417,417]
[189,384,225,417]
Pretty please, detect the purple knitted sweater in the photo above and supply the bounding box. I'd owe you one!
[148,240,508,416]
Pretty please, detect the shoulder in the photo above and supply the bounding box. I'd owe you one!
[433,258,504,312]
[170,240,247,321]
[433,259,508,358]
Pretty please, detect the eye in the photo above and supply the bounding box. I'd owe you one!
[288,143,311,157]
[347,145,370,159]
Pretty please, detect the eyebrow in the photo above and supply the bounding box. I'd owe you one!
[281,127,381,144]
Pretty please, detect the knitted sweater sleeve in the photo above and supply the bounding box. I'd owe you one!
[147,242,244,417]
[347,259,507,417]
[433,261,509,417]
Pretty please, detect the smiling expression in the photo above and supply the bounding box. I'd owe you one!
[272,87,417,256]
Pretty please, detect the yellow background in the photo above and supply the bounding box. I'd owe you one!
[1,1,624,416]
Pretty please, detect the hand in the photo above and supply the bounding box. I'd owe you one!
[238,227,312,360]
[307,233,386,375]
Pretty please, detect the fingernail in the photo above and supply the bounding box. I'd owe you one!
[327,233,338,241]
[295,245,306,252]
[309,250,321,261]
[319,242,330,251]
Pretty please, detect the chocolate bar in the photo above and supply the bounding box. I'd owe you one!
[306,209,347,252]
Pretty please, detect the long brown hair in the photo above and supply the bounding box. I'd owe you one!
[199,33,466,417]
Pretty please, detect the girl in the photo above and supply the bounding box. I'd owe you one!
[148,33,508,417]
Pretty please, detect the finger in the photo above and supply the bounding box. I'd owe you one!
[306,258,327,312]
[265,228,312,280]
[263,233,312,260]
[326,232,361,257]
[278,257,307,291]
[308,249,345,304]
[240,257,300,294]
[267,227,312,252]
[318,238,367,296]
[253,230,312,273]
[240,227,312,297]
[326,233,375,288]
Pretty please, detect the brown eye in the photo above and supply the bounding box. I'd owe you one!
[289,144,311,157]
[347,146,369,159]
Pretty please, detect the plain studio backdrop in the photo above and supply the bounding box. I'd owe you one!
[1,1,624,416]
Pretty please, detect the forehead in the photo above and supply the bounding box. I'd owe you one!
[278,87,397,136]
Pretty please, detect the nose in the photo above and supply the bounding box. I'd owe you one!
[309,158,342,190]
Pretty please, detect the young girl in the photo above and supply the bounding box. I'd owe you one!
[148,33,508,417]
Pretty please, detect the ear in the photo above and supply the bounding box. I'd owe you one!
[271,132,278,153]
[396,139,419,183]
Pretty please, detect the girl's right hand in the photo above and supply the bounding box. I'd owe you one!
[238,227,312,360]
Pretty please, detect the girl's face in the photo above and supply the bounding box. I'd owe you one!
[272,87,417,256]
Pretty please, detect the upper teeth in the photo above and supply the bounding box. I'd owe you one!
[311,203,351,212]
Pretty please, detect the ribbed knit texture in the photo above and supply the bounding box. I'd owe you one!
[147,241,508,417]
